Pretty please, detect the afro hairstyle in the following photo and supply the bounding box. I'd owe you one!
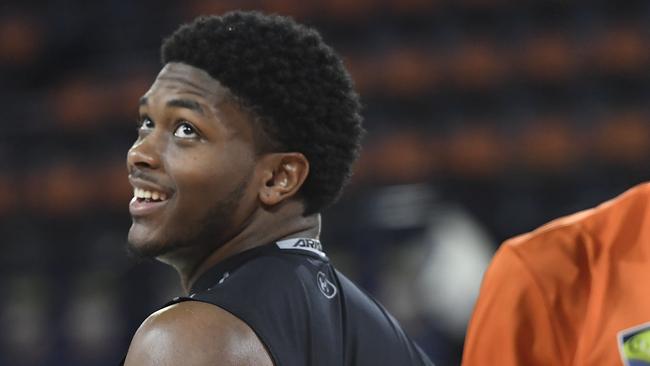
[161,11,364,214]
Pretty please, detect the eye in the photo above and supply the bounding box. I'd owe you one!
[137,116,154,130]
[174,122,198,139]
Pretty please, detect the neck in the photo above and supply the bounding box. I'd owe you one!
[163,201,321,293]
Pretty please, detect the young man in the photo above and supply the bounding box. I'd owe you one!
[121,11,433,366]
[463,182,650,366]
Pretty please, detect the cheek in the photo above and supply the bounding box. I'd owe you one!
[166,144,254,211]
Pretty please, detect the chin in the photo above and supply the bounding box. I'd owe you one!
[127,225,169,260]
[127,223,197,263]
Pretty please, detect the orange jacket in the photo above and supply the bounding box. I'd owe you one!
[463,183,650,366]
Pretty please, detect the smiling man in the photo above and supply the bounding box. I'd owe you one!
[121,11,433,366]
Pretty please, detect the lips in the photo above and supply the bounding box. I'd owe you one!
[128,176,174,217]
[129,196,169,217]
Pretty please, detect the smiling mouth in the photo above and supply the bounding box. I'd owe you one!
[129,188,171,216]
[133,187,169,202]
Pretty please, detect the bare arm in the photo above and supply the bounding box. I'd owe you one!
[124,301,274,366]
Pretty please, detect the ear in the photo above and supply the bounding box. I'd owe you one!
[257,152,309,207]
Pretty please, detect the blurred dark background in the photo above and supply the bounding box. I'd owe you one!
[1,0,649,365]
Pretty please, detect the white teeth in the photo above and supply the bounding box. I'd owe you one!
[133,187,168,201]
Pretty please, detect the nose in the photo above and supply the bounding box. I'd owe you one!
[127,135,162,171]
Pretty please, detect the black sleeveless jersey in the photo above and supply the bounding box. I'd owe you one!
[123,239,434,366]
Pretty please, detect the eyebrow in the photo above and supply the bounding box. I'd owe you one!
[138,96,206,116]
[166,98,205,115]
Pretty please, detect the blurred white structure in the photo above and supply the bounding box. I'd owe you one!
[370,184,493,339]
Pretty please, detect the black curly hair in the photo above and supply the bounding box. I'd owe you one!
[160,11,364,215]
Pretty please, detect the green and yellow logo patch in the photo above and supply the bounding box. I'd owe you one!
[619,322,650,366]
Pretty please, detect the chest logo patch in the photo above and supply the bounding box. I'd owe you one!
[618,322,650,366]
[317,271,337,299]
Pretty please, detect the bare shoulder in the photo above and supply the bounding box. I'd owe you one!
[124,301,274,366]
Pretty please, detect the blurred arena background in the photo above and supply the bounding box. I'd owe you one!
[1,0,649,365]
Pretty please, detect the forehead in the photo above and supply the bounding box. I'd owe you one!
[145,62,231,104]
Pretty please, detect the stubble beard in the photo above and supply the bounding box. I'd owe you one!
[126,180,249,262]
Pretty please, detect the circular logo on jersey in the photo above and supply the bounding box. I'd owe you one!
[317,271,337,299]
